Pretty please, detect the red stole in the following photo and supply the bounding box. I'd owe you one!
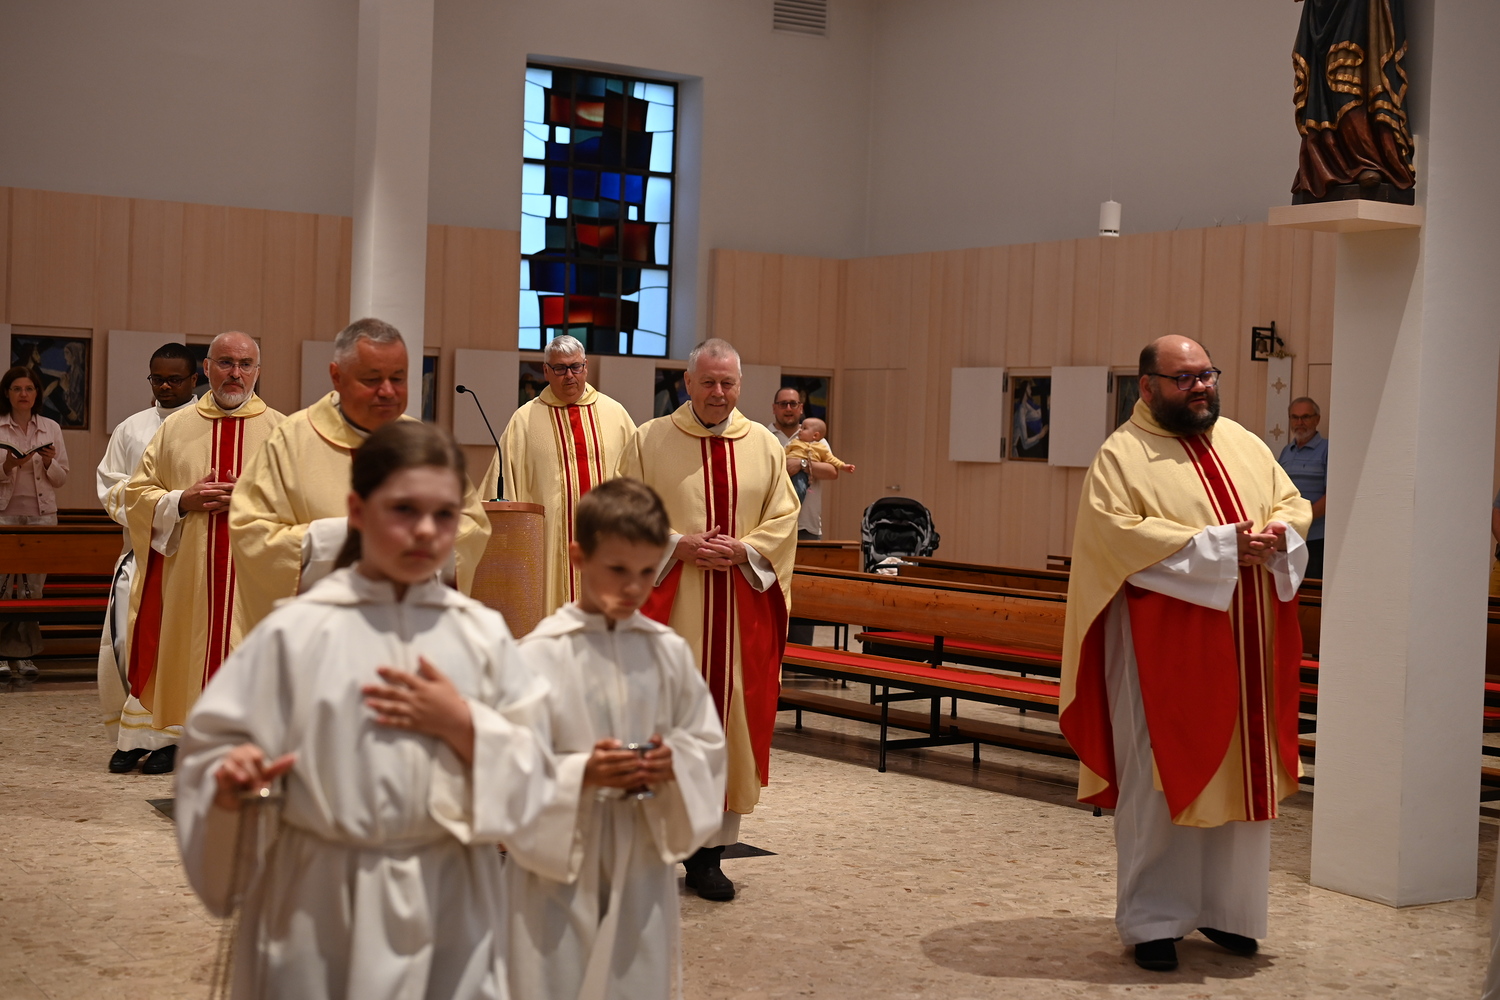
[127,414,247,698]
[549,402,607,603]
[1066,432,1302,821]
[642,435,787,788]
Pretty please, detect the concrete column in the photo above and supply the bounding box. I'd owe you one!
[1283,0,1500,906]
[350,0,434,417]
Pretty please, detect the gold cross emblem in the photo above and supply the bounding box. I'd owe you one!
[1271,424,1285,441]
[1272,377,1287,394]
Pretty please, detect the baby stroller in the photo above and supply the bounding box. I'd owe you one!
[860,497,939,574]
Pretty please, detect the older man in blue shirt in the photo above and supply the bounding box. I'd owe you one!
[1278,396,1328,578]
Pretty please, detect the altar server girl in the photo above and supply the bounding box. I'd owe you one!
[175,421,556,1000]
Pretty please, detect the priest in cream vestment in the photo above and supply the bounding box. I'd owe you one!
[96,342,199,766]
[481,336,635,616]
[1060,337,1310,972]
[615,338,799,901]
[229,319,491,630]
[122,333,284,768]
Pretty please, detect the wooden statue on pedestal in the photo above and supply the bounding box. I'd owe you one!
[1292,0,1415,204]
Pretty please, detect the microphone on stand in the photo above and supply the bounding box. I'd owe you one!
[455,385,505,500]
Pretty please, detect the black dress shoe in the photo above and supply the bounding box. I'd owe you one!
[141,744,178,775]
[108,748,150,773]
[684,864,736,901]
[1134,938,1178,972]
[1199,927,1258,955]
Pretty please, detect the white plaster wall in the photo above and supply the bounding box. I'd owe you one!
[863,0,1306,253]
[0,0,358,216]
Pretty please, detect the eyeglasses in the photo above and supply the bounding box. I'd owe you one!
[773,399,802,407]
[210,359,259,373]
[1146,369,1222,390]
[546,362,587,375]
[146,375,192,388]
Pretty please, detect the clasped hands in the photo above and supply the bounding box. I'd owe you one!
[675,529,747,571]
[180,472,237,513]
[1235,520,1288,567]
[584,736,675,791]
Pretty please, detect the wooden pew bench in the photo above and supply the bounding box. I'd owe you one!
[0,525,122,658]
[780,568,1067,771]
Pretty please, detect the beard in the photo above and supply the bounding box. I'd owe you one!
[213,382,250,409]
[1149,388,1220,436]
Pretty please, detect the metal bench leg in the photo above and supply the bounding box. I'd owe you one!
[878,685,890,773]
[973,741,980,767]
[795,708,803,730]
[950,696,957,718]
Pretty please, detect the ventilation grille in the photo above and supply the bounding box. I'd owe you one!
[774,0,828,36]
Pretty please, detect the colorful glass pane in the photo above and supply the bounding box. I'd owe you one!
[522,63,674,356]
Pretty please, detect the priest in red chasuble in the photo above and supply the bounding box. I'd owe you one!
[482,335,635,617]
[1060,336,1312,973]
[616,338,799,902]
[121,332,285,775]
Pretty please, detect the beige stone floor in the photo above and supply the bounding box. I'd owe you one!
[1,679,1494,1000]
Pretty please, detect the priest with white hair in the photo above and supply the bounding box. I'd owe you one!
[616,337,799,901]
[481,334,635,617]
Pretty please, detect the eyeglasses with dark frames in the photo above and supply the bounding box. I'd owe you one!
[146,375,193,388]
[1146,369,1222,390]
[546,362,587,375]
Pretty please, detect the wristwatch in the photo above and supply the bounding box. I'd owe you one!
[800,458,809,471]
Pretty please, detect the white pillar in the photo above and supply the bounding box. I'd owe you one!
[350,0,434,417]
[1274,0,1500,906]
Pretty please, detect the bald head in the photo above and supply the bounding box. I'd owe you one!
[1138,336,1209,378]
[205,331,260,410]
[1138,335,1219,435]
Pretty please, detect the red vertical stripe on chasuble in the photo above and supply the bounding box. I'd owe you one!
[201,417,243,686]
[127,550,166,698]
[699,437,736,722]
[1177,433,1276,820]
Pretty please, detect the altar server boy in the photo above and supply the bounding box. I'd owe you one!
[504,478,727,1000]
[176,422,557,1000]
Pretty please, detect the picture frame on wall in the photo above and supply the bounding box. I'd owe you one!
[780,374,831,424]
[654,366,687,417]
[422,354,438,422]
[1008,375,1051,461]
[1113,369,1141,429]
[519,361,547,407]
[11,331,91,429]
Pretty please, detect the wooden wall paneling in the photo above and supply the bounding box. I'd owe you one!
[10,189,98,328]
[129,198,187,335]
[972,246,1008,367]
[285,212,321,339]
[1200,225,1246,415]
[424,225,448,354]
[1166,228,1205,339]
[1030,240,1061,367]
[256,210,306,417]
[93,197,132,332]
[1096,236,1122,365]
[220,208,265,340]
[0,189,10,323]
[176,202,224,336]
[1109,233,1154,365]
[778,255,823,369]
[441,226,476,347]
[479,226,518,353]
[814,257,841,370]
[312,215,350,338]
[1143,230,1175,340]
[1004,244,1035,367]
[752,253,781,365]
[1071,239,1102,366]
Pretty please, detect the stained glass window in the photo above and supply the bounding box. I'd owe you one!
[520,65,676,357]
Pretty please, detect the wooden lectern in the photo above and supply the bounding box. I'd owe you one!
[470,501,546,638]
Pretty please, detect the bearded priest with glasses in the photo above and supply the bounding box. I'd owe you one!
[117,332,285,775]
[1059,336,1311,973]
[481,335,636,617]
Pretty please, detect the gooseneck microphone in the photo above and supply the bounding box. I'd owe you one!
[455,385,505,500]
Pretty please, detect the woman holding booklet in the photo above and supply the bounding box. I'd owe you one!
[0,365,68,680]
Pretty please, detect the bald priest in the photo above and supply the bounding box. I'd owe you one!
[229,318,491,630]
[1060,336,1311,973]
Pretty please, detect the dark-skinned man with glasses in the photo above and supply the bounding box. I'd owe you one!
[96,342,200,772]
[1059,335,1312,973]
[112,332,286,775]
[482,334,636,616]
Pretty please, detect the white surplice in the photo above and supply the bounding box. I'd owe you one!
[95,399,192,744]
[1109,522,1306,945]
[176,568,560,1000]
[505,605,727,1000]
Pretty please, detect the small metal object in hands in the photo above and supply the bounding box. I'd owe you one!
[623,742,659,800]
[207,783,285,1000]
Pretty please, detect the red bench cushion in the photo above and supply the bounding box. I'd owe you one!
[854,630,1062,663]
[0,598,107,611]
[786,644,1061,698]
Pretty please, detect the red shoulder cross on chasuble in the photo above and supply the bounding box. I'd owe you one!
[640,434,786,788]
[550,403,606,602]
[1121,433,1300,822]
[126,415,247,700]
